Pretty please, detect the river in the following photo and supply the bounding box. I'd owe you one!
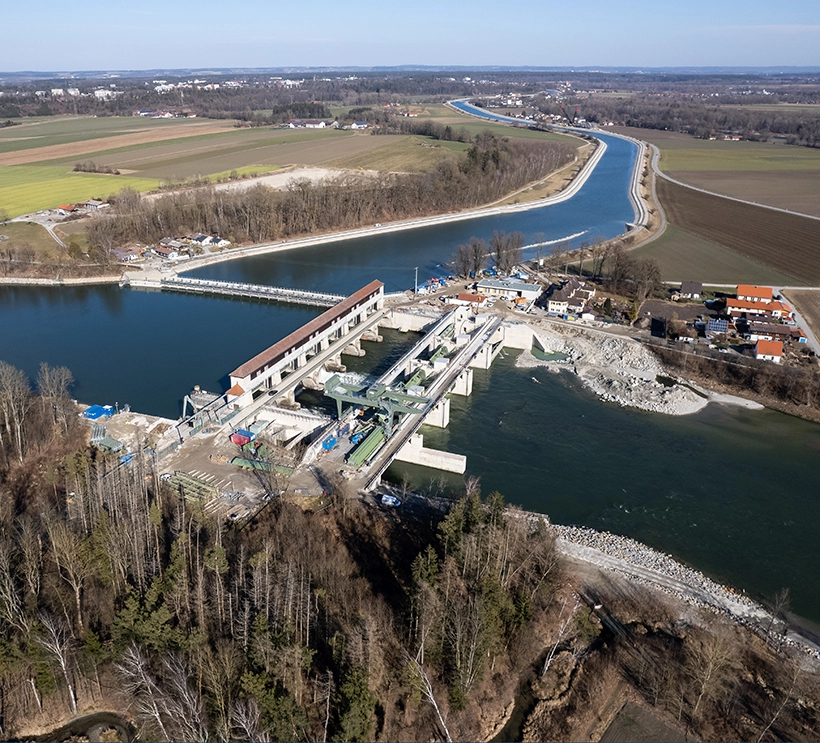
[381,348,820,624]
[0,116,818,624]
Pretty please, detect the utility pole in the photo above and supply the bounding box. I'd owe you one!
[414,266,418,294]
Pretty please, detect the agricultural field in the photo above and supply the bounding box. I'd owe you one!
[612,125,820,217]
[782,290,820,341]
[0,116,399,216]
[0,117,233,164]
[633,224,799,285]
[0,109,583,217]
[0,165,160,217]
[656,178,820,285]
[328,135,469,172]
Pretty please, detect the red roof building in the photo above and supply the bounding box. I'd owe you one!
[755,339,783,363]
[737,284,773,303]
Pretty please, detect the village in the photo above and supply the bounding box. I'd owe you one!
[439,273,814,367]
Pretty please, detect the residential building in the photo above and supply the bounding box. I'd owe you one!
[679,281,703,300]
[542,277,596,315]
[755,339,783,363]
[736,284,773,304]
[725,298,793,321]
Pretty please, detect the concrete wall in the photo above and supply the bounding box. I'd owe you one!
[395,433,466,474]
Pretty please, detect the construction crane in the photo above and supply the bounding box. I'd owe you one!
[559,104,579,127]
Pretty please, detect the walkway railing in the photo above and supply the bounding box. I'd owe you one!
[160,276,344,308]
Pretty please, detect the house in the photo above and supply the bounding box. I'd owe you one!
[736,284,773,304]
[112,247,140,262]
[746,321,807,344]
[82,199,109,211]
[725,298,793,321]
[192,234,213,246]
[679,281,703,300]
[211,237,231,249]
[541,277,595,314]
[302,119,326,129]
[755,339,783,363]
[57,204,77,216]
[351,121,368,129]
[153,246,178,260]
[477,278,541,302]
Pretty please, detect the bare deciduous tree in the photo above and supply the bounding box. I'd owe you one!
[36,612,78,715]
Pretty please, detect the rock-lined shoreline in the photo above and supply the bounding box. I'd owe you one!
[555,524,820,661]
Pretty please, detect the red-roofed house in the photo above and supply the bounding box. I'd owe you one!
[755,339,783,363]
[737,284,773,303]
[725,298,793,320]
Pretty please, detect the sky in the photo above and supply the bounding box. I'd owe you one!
[2,0,819,71]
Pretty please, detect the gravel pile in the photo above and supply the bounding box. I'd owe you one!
[517,322,708,416]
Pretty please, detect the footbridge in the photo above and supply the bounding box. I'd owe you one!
[127,274,344,308]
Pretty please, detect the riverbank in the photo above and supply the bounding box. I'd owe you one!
[554,524,820,661]
[515,317,761,416]
[0,274,121,286]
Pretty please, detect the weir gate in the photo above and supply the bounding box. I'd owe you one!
[165,280,541,490]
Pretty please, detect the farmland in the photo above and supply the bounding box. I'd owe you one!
[328,135,469,172]
[0,165,159,217]
[0,118,233,164]
[656,178,820,285]
[0,110,584,218]
[783,290,820,341]
[613,125,820,217]
[632,225,799,285]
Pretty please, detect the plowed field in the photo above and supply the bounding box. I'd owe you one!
[657,179,820,285]
[0,120,233,166]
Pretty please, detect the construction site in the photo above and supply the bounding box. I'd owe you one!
[83,279,545,523]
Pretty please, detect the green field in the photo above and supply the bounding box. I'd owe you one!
[0,165,159,216]
[658,143,820,172]
[633,225,799,285]
[329,135,469,172]
[614,125,820,218]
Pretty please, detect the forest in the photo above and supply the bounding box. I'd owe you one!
[86,132,575,250]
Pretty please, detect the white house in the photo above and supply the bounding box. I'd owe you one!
[754,339,783,363]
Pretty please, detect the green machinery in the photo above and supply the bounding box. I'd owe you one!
[323,374,431,437]
[346,426,387,468]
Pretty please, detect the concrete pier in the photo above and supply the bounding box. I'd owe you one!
[394,433,466,474]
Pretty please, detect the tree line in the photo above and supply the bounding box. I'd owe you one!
[87,133,575,250]
[450,231,525,277]
[562,95,820,148]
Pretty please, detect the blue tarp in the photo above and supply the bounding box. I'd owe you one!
[83,405,114,420]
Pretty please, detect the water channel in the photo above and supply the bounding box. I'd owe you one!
[1,121,818,624]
